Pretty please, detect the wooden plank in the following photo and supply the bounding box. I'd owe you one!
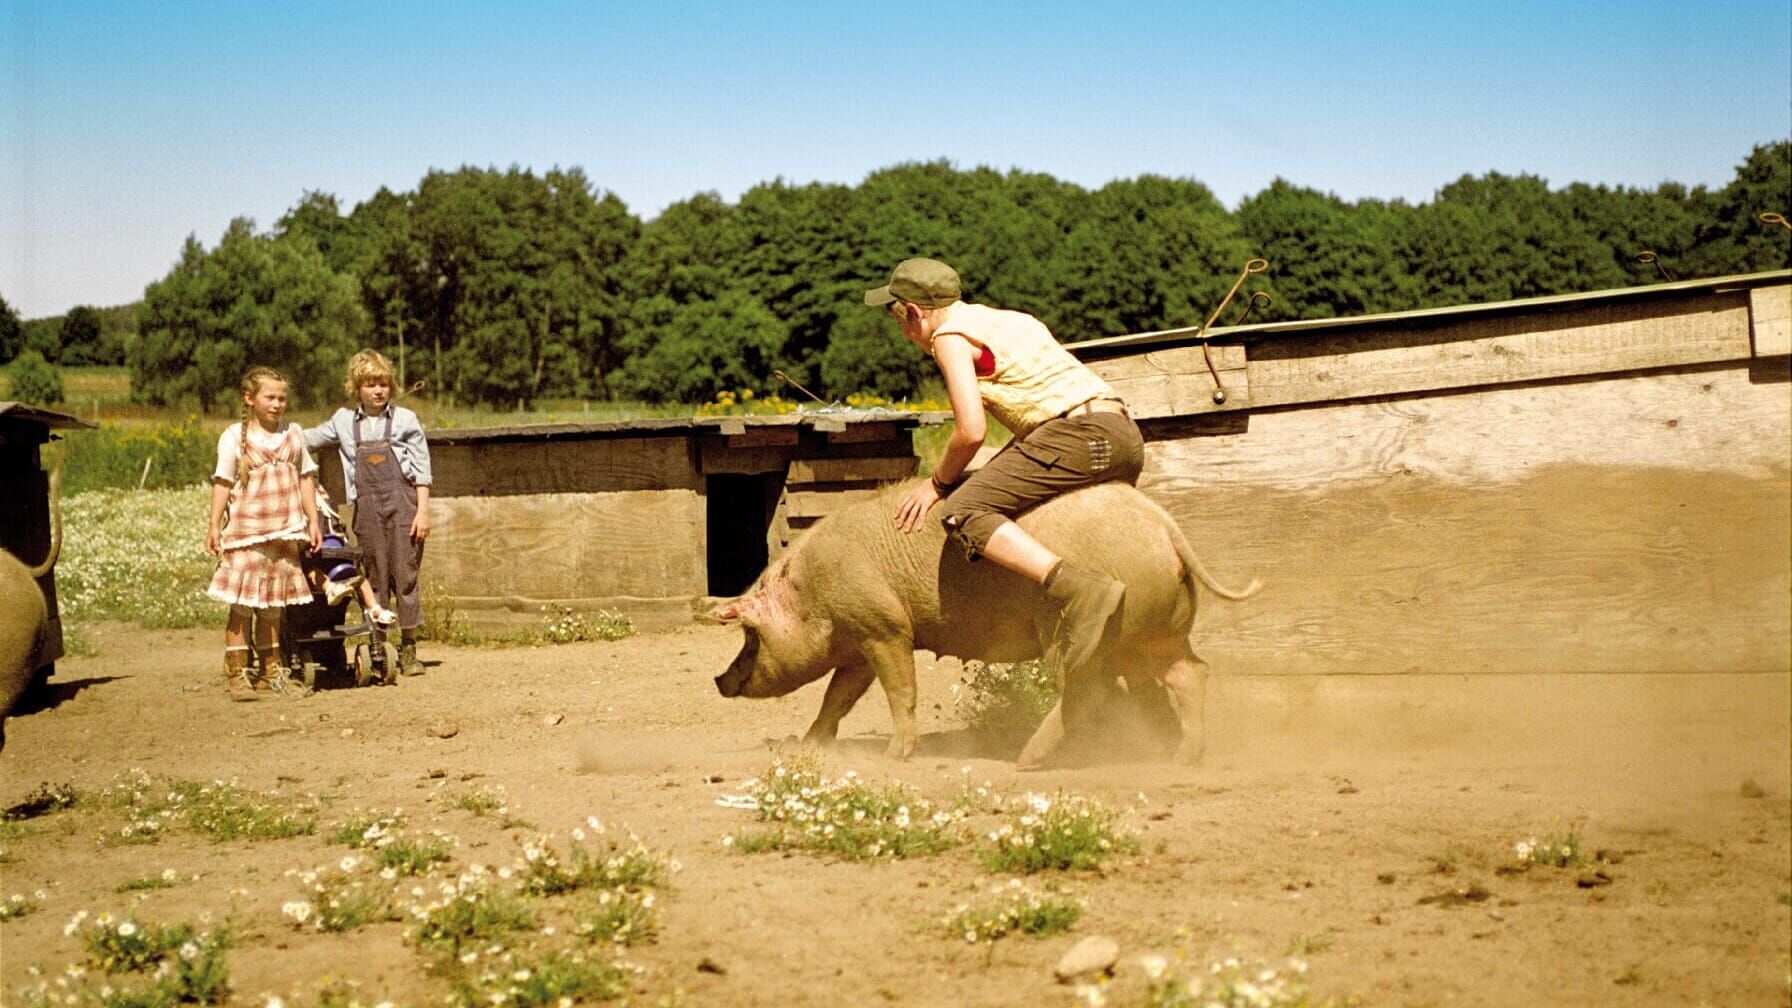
[1089,344,1249,420]
[698,440,791,475]
[787,456,917,485]
[1751,285,1791,357]
[1245,295,1753,409]
[724,426,802,448]
[782,487,881,519]
[432,436,699,497]
[823,422,905,444]
[429,490,707,599]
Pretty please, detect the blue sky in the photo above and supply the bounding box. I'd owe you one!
[3,0,1788,319]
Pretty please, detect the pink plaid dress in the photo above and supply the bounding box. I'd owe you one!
[207,423,312,608]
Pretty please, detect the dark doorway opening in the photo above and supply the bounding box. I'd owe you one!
[705,472,785,596]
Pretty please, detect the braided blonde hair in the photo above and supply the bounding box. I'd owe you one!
[235,365,287,488]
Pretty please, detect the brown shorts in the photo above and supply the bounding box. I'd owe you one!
[939,409,1144,559]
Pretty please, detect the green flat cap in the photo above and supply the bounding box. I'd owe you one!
[864,257,961,308]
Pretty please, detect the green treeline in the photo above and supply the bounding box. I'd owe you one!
[6,141,1788,411]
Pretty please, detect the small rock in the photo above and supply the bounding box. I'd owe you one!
[425,769,447,780]
[1417,883,1492,907]
[696,957,726,975]
[1576,870,1613,889]
[429,722,460,739]
[1739,778,1766,798]
[340,728,355,738]
[1376,872,1397,884]
[542,713,564,727]
[1054,935,1119,982]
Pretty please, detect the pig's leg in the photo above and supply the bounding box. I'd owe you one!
[1015,702,1064,769]
[803,662,874,745]
[1160,651,1209,765]
[863,639,920,759]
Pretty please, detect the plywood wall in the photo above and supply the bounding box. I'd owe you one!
[1144,362,1791,677]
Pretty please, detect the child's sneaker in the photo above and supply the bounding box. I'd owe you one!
[367,605,398,628]
[324,574,363,606]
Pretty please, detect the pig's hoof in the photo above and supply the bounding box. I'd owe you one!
[883,738,916,760]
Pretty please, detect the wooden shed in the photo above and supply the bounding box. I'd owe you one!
[0,402,96,681]
[1071,269,1790,758]
[331,410,947,632]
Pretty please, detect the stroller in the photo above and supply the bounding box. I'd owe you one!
[282,490,397,690]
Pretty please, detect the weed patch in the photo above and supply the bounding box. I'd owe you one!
[942,879,1083,944]
[724,753,961,860]
[97,770,319,845]
[981,792,1138,874]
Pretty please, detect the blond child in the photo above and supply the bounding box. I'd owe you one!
[206,366,322,700]
[305,350,433,676]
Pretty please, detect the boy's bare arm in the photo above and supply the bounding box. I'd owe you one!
[411,485,431,542]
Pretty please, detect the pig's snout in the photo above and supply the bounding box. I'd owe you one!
[714,668,745,698]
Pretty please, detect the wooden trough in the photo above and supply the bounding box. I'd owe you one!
[1073,269,1790,761]
[341,410,947,633]
[0,402,96,680]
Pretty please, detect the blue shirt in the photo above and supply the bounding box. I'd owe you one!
[305,405,433,502]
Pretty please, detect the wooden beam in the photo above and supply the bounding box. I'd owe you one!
[786,456,917,484]
[1246,295,1753,409]
[430,436,700,496]
[823,421,906,444]
[698,441,790,475]
[723,426,801,448]
[1751,285,1791,357]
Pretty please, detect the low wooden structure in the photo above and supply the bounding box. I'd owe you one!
[0,402,95,680]
[352,411,943,632]
[1073,269,1790,758]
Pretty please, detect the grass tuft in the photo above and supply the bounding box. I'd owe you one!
[980,792,1138,874]
[941,879,1083,944]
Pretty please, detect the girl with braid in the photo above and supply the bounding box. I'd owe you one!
[206,366,321,699]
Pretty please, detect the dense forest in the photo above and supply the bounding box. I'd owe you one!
[3,141,1787,410]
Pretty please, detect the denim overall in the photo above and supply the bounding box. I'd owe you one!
[353,410,423,631]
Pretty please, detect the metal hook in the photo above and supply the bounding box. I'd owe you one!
[1193,258,1270,404]
[771,369,828,405]
[1233,290,1273,327]
[1634,250,1673,282]
[1760,211,1791,232]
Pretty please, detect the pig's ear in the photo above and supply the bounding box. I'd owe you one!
[706,598,744,624]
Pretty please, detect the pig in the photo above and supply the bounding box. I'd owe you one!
[1,468,62,750]
[711,479,1257,765]
[0,550,54,752]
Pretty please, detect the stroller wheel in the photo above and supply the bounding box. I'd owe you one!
[352,645,376,688]
[378,642,399,686]
[300,661,322,691]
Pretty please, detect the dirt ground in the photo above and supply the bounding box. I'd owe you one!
[1,621,1788,1007]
